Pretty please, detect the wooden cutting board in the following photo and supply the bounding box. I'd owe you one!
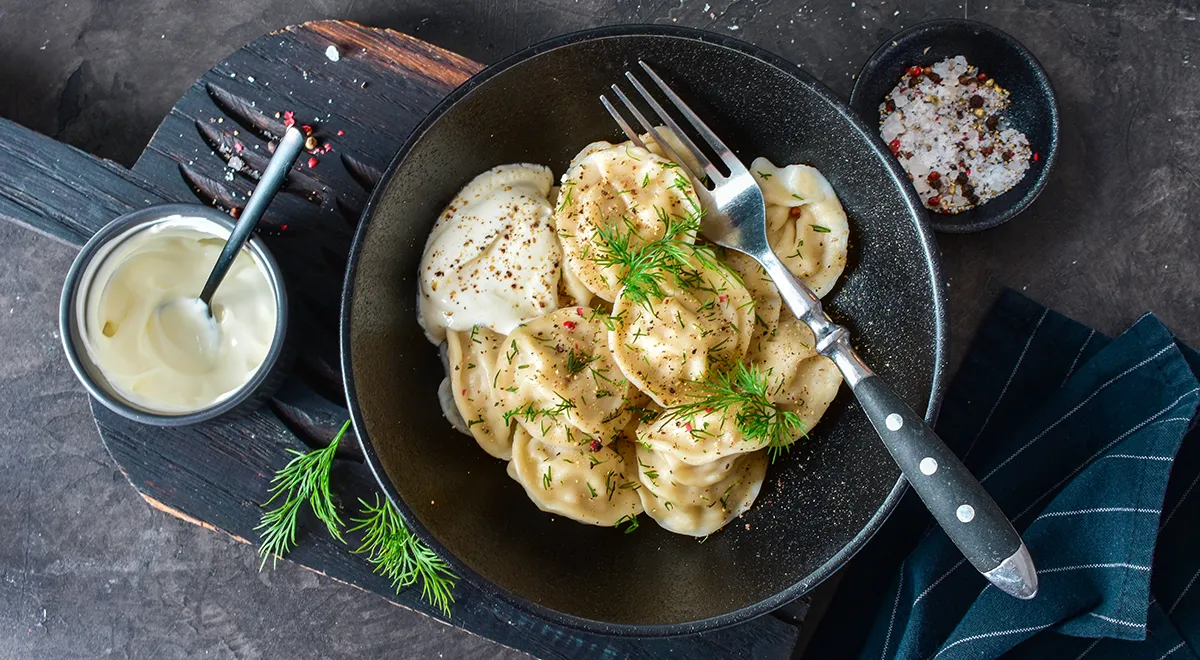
[0,20,810,660]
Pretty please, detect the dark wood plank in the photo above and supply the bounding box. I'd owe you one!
[0,19,805,660]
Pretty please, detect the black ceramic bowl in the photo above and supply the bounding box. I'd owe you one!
[850,19,1059,233]
[342,25,947,635]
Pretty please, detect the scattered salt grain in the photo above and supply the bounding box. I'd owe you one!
[326,45,341,62]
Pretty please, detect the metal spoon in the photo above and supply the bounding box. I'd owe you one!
[155,126,306,361]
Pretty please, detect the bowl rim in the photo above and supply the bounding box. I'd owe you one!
[849,18,1061,233]
[59,202,290,427]
[341,23,948,636]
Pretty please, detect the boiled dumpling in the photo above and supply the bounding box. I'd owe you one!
[748,315,843,446]
[446,326,515,460]
[749,158,849,298]
[554,142,702,302]
[492,307,635,447]
[418,163,560,342]
[507,427,644,527]
[608,259,753,408]
[636,400,768,466]
[634,444,767,536]
[720,249,782,354]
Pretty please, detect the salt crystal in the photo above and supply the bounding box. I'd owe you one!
[326,45,341,62]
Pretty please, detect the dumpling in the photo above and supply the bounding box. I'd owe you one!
[507,427,644,527]
[446,326,515,460]
[608,259,753,408]
[634,444,767,536]
[640,126,703,174]
[418,163,560,342]
[554,142,702,302]
[749,158,849,298]
[748,315,843,445]
[635,401,767,466]
[634,440,739,488]
[492,307,635,447]
[720,249,782,354]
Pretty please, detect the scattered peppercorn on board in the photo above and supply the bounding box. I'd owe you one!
[0,20,814,660]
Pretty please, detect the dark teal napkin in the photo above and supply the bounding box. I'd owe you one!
[807,289,1200,659]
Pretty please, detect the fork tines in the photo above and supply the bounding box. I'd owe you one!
[600,61,740,186]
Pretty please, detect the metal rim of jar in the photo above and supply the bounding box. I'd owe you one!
[59,203,289,426]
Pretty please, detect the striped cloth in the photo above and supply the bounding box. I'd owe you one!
[807,289,1200,659]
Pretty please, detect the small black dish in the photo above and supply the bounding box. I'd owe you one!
[850,19,1059,233]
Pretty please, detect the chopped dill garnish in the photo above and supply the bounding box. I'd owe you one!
[587,482,598,498]
[810,224,831,233]
[542,466,553,490]
[566,348,600,376]
[660,362,806,459]
[756,171,772,179]
[616,514,640,534]
[502,395,576,427]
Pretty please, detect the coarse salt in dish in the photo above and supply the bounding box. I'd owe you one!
[879,55,1032,214]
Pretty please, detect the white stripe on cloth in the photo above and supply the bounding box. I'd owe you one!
[1158,641,1188,659]
[1168,565,1200,614]
[931,623,1055,658]
[1011,398,1198,523]
[914,558,967,605]
[1075,638,1103,659]
[881,570,905,660]
[983,344,1177,482]
[963,309,1048,460]
[1161,469,1200,530]
[1035,507,1161,521]
[1040,563,1152,573]
[1104,454,1175,462]
[1088,612,1145,628]
[1062,329,1097,387]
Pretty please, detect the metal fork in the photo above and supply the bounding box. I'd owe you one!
[602,61,1037,600]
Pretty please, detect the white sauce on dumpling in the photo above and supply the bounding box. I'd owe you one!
[418,163,560,343]
[750,158,849,298]
[508,427,644,527]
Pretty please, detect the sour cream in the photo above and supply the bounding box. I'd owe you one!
[82,217,277,413]
[417,163,561,344]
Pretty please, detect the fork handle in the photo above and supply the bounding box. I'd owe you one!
[761,255,1038,600]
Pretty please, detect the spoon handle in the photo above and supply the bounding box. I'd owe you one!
[760,252,1038,600]
[199,127,306,305]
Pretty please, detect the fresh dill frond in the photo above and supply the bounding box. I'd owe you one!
[502,395,576,427]
[349,495,458,617]
[616,513,640,534]
[659,362,806,459]
[255,420,351,569]
[591,202,728,309]
[565,347,600,376]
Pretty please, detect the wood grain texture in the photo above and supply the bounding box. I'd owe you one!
[0,20,804,660]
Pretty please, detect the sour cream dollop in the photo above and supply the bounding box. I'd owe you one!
[83,217,277,413]
[418,163,560,343]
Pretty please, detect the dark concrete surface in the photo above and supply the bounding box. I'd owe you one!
[1,0,1197,658]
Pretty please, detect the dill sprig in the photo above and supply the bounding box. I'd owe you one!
[592,198,726,309]
[255,420,458,616]
[349,495,458,617]
[660,362,806,459]
[565,347,600,375]
[256,420,350,569]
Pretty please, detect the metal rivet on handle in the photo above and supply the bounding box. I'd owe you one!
[957,504,975,523]
[920,457,938,475]
[885,413,904,431]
